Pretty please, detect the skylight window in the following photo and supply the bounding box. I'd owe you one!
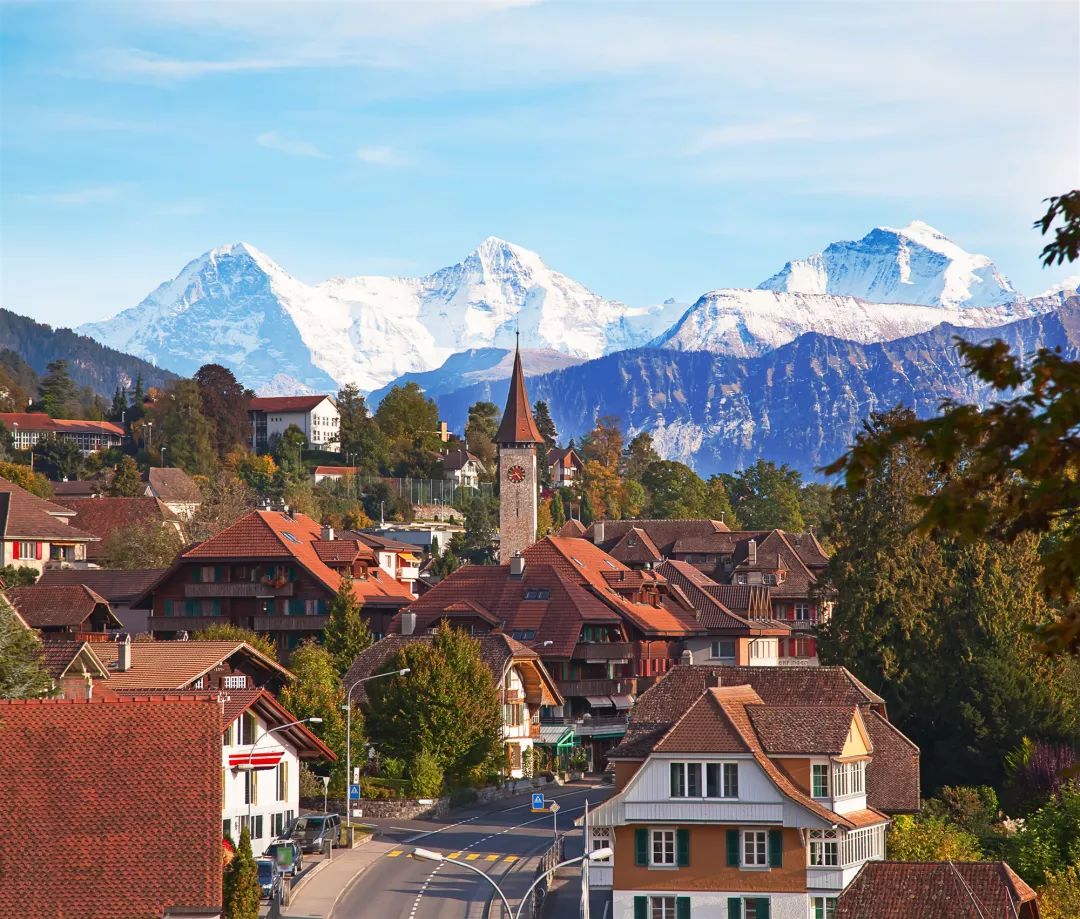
[524,588,550,601]
[604,560,617,569]
[572,557,584,567]
[281,532,300,544]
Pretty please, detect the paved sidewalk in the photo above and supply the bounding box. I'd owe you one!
[282,838,397,918]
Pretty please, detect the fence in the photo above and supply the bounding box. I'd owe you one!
[315,473,494,508]
[516,833,565,919]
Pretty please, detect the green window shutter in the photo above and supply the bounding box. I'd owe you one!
[768,829,783,867]
[635,828,649,866]
[676,897,691,919]
[756,898,770,919]
[726,829,739,867]
[634,896,648,919]
[727,898,741,919]
[677,828,690,867]
[215,565,224,582]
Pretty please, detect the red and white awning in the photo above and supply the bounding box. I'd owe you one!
[229,750,284,770]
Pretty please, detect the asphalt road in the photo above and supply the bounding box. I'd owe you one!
[333,782,610,919]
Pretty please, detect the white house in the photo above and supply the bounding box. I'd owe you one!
[249,395,340,453]
[440,449,487,489]
[220,688,336,853]
[0,477,98,574]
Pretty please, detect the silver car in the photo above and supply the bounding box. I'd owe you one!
[287,813,340,854]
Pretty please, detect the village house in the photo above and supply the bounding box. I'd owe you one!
[38,567,167,634]
[249,394,340,452]
[439,448,487,489]
[0,694,224,919]
[144,466,203,519]
[52,495,182,563]
[345,629,563,778]
[135,509,414,655]
[352,529,423,594]
[0,411,125,455]
[5,584,123,640]
[0,477,98,573]
[40,640,111,699]
[547,446,585,486]
[311,464,360,485]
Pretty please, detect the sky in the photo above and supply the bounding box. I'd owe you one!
[2,0,1078,328]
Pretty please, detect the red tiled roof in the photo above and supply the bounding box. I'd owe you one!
[836,861,1039,919]
[592,518,731,554]
[249,395,332,412]
[658,560,753,631]
[5,585,123,629]
[53,496,178,560]
[37,567,168,605]
[747,705,866,755]
[40,640,110,682]
[0,477,98,542]
[557,519,587,537]
[0,695,222,917]
[0,412,124,436]
[313,538,376,565]
[494,349,543,444]
[608,527,663,565]
[313,465,359,475]
[92,639,294,690]
[201,687,336,760]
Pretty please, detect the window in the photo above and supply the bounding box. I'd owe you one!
[809,830,839,866]
[736,573,747,585]
[742,900,770,919]
[223,819,230,839]
[742,830,767,867]
[193,677,205,690]
[281,532,300,544]
[710,639,736,660]
[651,829,675,866]
[276,761,289,801]
[523,589,550,600]
[833,761,865,798]
[651,897,676,919]
[812,897,837,919]
[223,722,233,746]
[706,762,738,798]
[794,603,810,620]
[669,763,700,798]
[253,815,263,839]
[749,639,773,660]
[839,825,886,866]
[244,770,257,805]
[223,675,248,689]
[239,711,257,745]
[763,573,776,586]
[510,629,536,641]
[811,764,829,798]
[18,541,36,558]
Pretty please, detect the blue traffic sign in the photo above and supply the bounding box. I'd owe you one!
[531,792,545,811]
[350,783,361,801]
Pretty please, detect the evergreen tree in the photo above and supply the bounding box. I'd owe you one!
[622,431,660,483]
[533,400,558,451]
[703,475,737,526]
[324,575,373,675]
[36,359,78,418]
[223,827,261,919]
[193,364,250,460]
[130,374,145,421]
[579,488,594,526]
[32,438,83,480]
[153,379,215,475]
[550,487,566,529]
[108,386,128,422]
[0,598,51,699]
[726,459,805,530]
[337,384,387,475]
[465,401,500,473]
[107,455,143,497]
[536,497,553,539]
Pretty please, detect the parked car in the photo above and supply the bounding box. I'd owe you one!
[264,839,303,877]
[255,857,282,901]
[286,813,340,853]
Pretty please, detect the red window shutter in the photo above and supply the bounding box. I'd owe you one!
[809,639,817,656]
[779,640,787,658]
[12,541,19,560]
[36,542,43,560]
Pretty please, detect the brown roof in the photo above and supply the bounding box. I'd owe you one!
[313,538,376,566]
[702,583,774,618]
[592,519,732,554]
[836,861,1040,919]
[352,530,419,554]
[147,466,202,503]
[608,527,663,565]
[0,695,222,917]
[93,639,294,690]
[40,640,110,682]
[747,705,864,755]
[557,519,587,537]
[441,448,485,472]
[657,560,751,631]
[5,585,123,629]
[313,465,360,476]
[52,496,178,560]
[52,479,104,497]
[494,348,543,444]
[547,447,584,469]
[0,477,98,543]
[37,567,168,605]
[249,395,332,412]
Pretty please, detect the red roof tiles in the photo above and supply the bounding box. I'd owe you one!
[0,695,223,918]
[249,395,333,412]
[5,584,123,629]
[0,477,98,543]
[53,496,178,560]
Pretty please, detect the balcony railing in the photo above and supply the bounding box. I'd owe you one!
[572,643,633,661]
[184,582,294,598]
[250,615,328,632]
[556,678,639,697]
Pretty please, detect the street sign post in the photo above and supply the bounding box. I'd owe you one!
[349,783,361,801]
[550,799,560,841]
[531,792,545,812]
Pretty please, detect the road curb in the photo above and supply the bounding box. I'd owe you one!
[285,856,329,903]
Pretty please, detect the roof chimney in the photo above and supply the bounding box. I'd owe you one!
[401,611,417,636]
[510,554,525,578]
[594,521,605,544]
[117,635,132,672]
[322,523,334,541]
[680,648,693,666]
[748,538,757,565]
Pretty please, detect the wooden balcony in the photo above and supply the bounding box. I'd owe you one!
[572,642,633,662]
[184,582,294,598]
[250,615,328,632]
[556,678,639,698]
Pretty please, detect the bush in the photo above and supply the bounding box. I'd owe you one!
[449,788,479,809]
[1040,863,1080,919]
[381,756,406,782]
[887,815,983,861]
[359,778,397,800]
[410,751,444,798]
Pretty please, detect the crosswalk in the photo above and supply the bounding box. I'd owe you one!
[386,849,520,863]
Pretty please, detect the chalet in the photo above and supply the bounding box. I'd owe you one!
[0,412,125,455]
[5,584,123,640]
[440,448,487,489]
[0,477,98,573]
[38,567,167,635]
[352,530,422,593]
[0,694,224,918]
[134,510,414,655]
[52,496,182,563]
[249,395,340,452]
[547,446,585,486]
[588,665,920,919]
[145,466,202,519]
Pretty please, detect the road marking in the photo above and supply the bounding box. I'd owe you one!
[484,854,499,861]
[503,855,518,863]
[388,849,403,857]
[448,851,461,859]
[465,853,480,860]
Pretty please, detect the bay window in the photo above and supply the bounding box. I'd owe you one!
[832,761,865,798]
[809,830,839,866]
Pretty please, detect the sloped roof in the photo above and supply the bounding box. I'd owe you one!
[0,478,98,543]
[249,395,332,412]
[494,349,543,444]
[748,705,865,755]
[608,527,663,566]
[53,496,178,560]
[0,695,222,917]
[657,560,751,631]
[836,861,1039,919]
[93,639,294,690]
[40,640,110,682]
[557,519,587,537]
[38,567,169,605]
[0,412,124,437]
[202,687,335,760]
[547,447,584,468]
[440,448,485,472]
[147,466,202,503]
[592,519,731,554]
[5,585,122,629]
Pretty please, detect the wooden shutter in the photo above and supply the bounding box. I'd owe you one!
[726,829,740,866]
[36,542,43,560]
[676,896,691,919]
[756,898,770,919]
[677,828,690,866]
[12,541,18,560]
[727,898,741,919]
[635,828,648,866]
[768,829,783,867]
[634,896,648,919]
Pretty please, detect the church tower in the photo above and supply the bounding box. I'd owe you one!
[495,343,542,562]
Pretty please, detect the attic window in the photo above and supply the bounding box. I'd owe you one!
[524,589,550,601]
[511,629,536,641]
[281,532,300,544]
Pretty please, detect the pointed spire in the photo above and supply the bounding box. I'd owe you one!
[495,343,544,445]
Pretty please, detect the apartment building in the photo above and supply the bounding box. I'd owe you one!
[248,395,340,452]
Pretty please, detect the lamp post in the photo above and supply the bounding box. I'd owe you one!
[145,421,153,452]
[160,445,167,467]
[244,717,322,839]
[411,845,613,919]
[343,669,411,825]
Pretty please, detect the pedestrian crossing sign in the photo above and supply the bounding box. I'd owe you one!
[531,792,545,811]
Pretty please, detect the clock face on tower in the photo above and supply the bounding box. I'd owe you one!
[506,464,526,484]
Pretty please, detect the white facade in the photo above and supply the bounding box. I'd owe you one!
[250,396,340,452]
[221,707,302,855]
[611,890,818,919]
[501,664,537,778]
[3,537,89,574]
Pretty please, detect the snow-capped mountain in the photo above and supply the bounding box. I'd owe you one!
[758,220,1018,307]
[81,238,682,393]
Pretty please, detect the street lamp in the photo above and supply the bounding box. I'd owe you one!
[160,445,167,467]
[145,421,153,451]
[244,717,322,837]
[343,669,411,825]
[411,846,613,919]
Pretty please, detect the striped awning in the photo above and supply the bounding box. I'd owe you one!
[610,694,634,710]
[228,750,284,770]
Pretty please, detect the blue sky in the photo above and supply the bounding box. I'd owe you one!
[2,0,1077,327]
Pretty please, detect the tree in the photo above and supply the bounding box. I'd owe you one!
[579,488,595,526]
[32,437,83,481]
[452,493,499,564]
[324,575,373,675]
[108,386,128,422]
[886,814,983,861]
[222,827,260,919]
[533,401,558,451]
[337,384,387,475]
[102,519,184,569]
[151,379,216,475]
[107,456,143,497]
[365,628,503,784]
[465,401,500,473]
[580,415,623,469]
[1040,863,1080,919]
[726,459,805,530]
[1007,784,1080,885]
[194,364,250,460]
[703,476,736,526]
[429,543,461,578]
[36,359,78,418]
[623,431,660,483]
[1037,189,1080,266]
[798,482,834,534]
[550,487,566,529]
[187,471,256,543]
[536,497,553,539]
[641,460,709,519]
[193,624,277,661]
[0,597,51,699]
[226,450,278,496]
[374,383,441,454]
[0,462,52,497]
[409,750,444,798]
[0,565,38,586]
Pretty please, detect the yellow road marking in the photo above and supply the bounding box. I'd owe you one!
[448,852,461,859]
[503,855,518,863]
[465,853,480,861]
[388,850,402,857]
[485,854,499,861]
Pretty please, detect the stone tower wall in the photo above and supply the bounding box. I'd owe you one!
[498,445,538,562]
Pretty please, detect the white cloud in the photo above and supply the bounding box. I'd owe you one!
[256,131,330,159]
[356,145,410,167]
[22,184,128,206]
